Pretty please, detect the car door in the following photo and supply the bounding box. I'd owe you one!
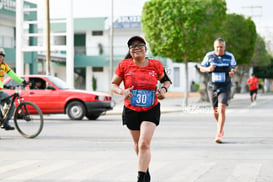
[26,77,65,113]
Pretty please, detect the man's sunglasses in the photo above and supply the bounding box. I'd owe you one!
[129,43,145,49]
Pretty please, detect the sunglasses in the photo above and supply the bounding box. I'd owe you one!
[129,43,145,49]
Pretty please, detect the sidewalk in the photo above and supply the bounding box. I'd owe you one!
[106,92,209,115]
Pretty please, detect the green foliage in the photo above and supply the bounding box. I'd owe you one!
[141,0,226,62]
[251,34,272,66]
[223,14,257,65]
[92,76,97,91]
[195,83,200,91]
[98,43,103,55]
[254,58,273,79]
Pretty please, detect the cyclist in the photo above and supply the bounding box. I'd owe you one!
[0,49,26,130]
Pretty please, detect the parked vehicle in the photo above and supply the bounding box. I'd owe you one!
[4,75,114,120]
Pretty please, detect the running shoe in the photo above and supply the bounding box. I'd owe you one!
[215,132,223,143]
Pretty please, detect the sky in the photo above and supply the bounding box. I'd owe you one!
[29,0,148,19]
[30,0,273,23]
[225,0,273,41]
[28,0,273,47]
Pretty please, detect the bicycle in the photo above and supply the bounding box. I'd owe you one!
[0,85,44,138]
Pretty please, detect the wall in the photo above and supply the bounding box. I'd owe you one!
[166,60,202,92]
[86,31,108,55]
[0,25,15,48]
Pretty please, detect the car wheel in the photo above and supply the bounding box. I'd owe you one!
[86,112,101,120]
[67,101,86,120]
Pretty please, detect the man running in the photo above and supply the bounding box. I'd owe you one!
[247,73,259,105]
[200,38,237,143]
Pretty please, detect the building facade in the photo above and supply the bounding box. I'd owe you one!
[0,0,38,74]
[44,15,202,92]
[1,1,202,93]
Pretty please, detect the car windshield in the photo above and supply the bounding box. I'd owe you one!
[47,76,72,89]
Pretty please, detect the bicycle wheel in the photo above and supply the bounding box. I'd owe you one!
[14,101,44,138]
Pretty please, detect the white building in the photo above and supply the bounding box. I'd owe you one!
[39,15,203,93]
[0,1,205,93]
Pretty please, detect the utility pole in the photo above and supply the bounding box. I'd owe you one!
[109,0,114,94]
[66,0,74,88]
[16,0,24,75]
[45,0,51,75]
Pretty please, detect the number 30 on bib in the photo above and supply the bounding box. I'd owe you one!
[130,89,155,107]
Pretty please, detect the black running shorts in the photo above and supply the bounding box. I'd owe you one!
[250,89,258,96]
[122,103,161,130]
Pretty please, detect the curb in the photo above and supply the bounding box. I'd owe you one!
[166,92,200,98]
[106,92,203,115]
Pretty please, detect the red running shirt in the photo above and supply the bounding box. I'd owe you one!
[247,77,259,91]
[115,58,164,111]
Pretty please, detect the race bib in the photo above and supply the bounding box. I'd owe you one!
[212,72,226,83]
[130,89,155,107]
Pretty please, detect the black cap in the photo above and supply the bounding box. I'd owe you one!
[127,36,146,47]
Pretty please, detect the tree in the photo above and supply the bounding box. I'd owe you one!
[252,35,273,79]
[223,14,257,65]
[251,34,271,67]
[142,0,226,106]
[253,58,273,79]
[222,14,257,93]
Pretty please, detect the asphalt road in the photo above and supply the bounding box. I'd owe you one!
[0,93,273,182]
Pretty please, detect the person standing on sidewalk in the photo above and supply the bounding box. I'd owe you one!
[246,73,259,105]
[111,36,171,182]
[200,38,237,143]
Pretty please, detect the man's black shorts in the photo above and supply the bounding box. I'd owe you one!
[122,103,160,130]
[250,89,258,96]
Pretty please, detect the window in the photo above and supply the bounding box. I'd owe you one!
[0,36,14,48]
[92,31,103,36]
[29,78,46,90]
[92,67,103,72]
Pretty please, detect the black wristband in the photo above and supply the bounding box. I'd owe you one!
[161,86,168,93]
